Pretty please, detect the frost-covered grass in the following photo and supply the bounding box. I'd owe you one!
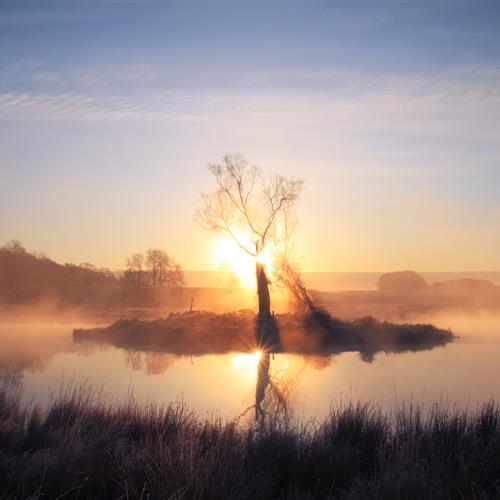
[1,377,499,499]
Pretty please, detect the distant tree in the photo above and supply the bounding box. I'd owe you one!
[377,270,428,292]
[146,249,168,287]
[146,249,184,287]
[1,239,26,254]
[125,253,145,287]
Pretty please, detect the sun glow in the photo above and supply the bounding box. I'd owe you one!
[214,235,274,289]
[256,248,273,268]
[231,351,262,378]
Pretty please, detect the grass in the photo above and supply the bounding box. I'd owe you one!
[1,379,499,499]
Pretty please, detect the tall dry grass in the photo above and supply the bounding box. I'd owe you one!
[0,377,499,499]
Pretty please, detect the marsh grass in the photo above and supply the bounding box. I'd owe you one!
[1,379,499,499]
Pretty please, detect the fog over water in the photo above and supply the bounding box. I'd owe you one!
[2,310,499,422]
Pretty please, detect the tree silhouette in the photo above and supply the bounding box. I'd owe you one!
[146,249,184,287]
[1,239,26,254]
[196,154,302,316]
[124,250,184,288]
[125,253,145,287]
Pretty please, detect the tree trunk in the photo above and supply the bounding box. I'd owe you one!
[255,262,280,356]
[256,262,271,316]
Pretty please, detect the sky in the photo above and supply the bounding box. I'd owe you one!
[1,1,499,272]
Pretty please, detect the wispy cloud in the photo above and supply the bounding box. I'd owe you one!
[0,66,499,150]
[0,60,167,88]
[0,91,200,122]
[0,6,81,26]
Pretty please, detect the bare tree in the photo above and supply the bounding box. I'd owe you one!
[1,239,26,254]
[125,253,145,287]
[196,154,302,316]
[146,249,167,287]
[146,249,184,287]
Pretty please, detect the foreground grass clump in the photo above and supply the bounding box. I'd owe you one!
[1,381,499,499]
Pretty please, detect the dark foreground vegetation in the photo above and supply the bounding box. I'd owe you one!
[74,310,454,360]
[1,380,499,499]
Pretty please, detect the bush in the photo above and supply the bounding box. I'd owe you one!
[377,271,428,292]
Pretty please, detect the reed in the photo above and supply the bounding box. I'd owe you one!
[0,378,499,499]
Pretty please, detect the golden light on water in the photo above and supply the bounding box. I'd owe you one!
[230,350,263,378]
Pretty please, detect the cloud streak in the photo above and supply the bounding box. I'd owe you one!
[0,66,499,149]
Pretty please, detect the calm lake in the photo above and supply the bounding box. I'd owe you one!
[2,311,500,421]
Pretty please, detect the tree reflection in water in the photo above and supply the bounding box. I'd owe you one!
[255,351,270,421]
[73,310,455,422]
[254,350,306,423]
[254,311,294,422]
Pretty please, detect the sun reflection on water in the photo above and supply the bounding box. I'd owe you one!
[230,350,262,378]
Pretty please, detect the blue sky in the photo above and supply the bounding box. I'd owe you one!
[1,1,499,271]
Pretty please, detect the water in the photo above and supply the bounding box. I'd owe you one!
[2,312,500,421]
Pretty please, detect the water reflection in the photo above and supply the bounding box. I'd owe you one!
[71,309,456,421]
[3,313,500,421]
[73,311,453,359]
[0,323,77,382]
[125,351,176,375]
[255,351,269,420]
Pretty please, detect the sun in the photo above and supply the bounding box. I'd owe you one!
[214,235,274,289]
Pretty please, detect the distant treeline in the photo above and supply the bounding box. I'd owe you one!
[123,249,183,288]
[376,269,499,294]
[2,241,499,314]
[320,270,500,320]
[0,240,184,305]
